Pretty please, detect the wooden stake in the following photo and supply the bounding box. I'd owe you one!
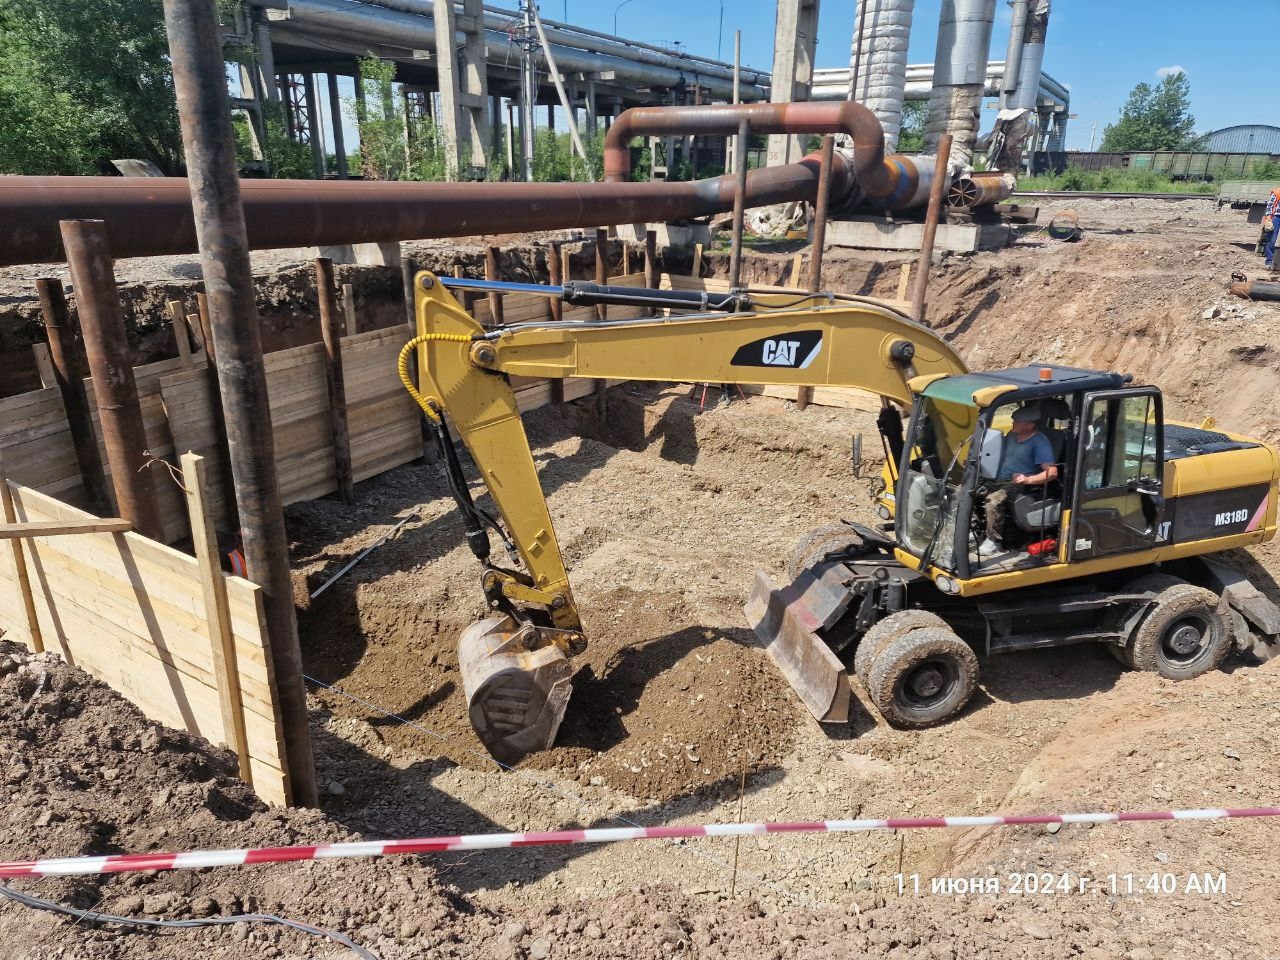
[31,344,56,388]
[167,300,193,366]
[622,242,631,276]
[0,449,43,654]
[485,245,504,325]
[0,519,131,539]
[341,282,359,337]
[896,263,912,303]
[186,313,204,351]
[315,259,355,505]
[693,241,704,278]
[788,252,804,289]
[644,229,658,316]
[181,452,252,785]
[452,264,471,312]
[196,291,238,529]
[547,241,564,322]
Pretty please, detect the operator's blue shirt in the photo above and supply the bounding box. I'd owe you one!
[997,430,1054,482]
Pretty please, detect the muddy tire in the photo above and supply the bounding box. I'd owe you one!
[1129,584,1231,680]
[1108,573,1187,670]
[785,524,862,581]
[853,609,948,690]
[867,626,979,728]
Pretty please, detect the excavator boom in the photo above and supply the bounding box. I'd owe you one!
[407,272,967,761]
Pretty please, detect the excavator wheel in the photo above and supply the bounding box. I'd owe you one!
[867,626,978,729]
[853,609,948,690]
[1128,584,1232,680]
[785,524,863,582]
[1107,573,1188,670]
[457,615,574,765]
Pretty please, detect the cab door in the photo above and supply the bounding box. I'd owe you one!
[1068,388,1165,562]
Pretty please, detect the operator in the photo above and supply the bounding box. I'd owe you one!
[978,405,1057,558]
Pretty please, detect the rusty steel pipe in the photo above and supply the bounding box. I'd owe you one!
[0,163,837,267]
[603,101,921,205]
[58,220,163,540]
[946,171,1017,210]
[911,134,953,323]
[35,278,112,516]
[808,135,836,294]
[1230,280,1280,302]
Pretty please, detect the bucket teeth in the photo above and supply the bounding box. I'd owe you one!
[744,569,851,724]
[457,615,574,764]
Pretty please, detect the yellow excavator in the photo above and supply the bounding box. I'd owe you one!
[399,272,1280,763]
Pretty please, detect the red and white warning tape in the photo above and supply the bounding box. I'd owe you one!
[3,807,1276,879]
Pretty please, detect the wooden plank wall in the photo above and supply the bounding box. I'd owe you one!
[0,355,196,542]
[0,482,289,805]
[160,328,422,531]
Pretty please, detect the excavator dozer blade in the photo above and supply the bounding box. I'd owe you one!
[457,615,574,765]
[744,570,851,724]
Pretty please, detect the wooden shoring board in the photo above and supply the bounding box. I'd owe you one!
[0,481,288,805]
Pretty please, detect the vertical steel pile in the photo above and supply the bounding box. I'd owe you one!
[161,0,318,806]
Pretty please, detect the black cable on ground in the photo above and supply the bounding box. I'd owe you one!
[0,884,379,960]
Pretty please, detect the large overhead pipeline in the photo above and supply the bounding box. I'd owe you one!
[603,101,931,209]
[0,163,835,267]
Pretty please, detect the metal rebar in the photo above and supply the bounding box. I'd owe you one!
[57,220,162,540]
[35,278,111,515]
[910,134,953,324]
[728,118,750,290]
[162,0,318,807]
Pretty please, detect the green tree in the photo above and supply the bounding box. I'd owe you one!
[1099,73,1204,152]
[0,0,184,174]
[896,100,927,153]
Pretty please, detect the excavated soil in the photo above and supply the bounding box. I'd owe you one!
[4,198,1280,958]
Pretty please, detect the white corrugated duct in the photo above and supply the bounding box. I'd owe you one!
[1007,0,1050,111]
[846,0,915,153]
[922,0,997,168]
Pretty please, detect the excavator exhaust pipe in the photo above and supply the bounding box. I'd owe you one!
[744,570,852,724]
[457,615,574,765]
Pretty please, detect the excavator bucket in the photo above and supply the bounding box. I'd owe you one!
[457,615,574,765]
[744,570,852,724]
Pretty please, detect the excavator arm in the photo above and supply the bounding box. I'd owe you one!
[405,272,967,762]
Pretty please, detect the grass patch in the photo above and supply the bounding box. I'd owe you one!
[1017,166,1217,194]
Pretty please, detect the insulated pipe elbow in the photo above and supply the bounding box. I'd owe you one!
[603,101,920,207]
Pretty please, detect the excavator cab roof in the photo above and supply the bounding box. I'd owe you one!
[920,364,1129,408]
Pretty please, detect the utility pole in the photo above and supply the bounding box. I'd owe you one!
[519,0,537,181]
[1088,121,1098,152]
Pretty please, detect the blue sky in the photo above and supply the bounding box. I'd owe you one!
[558,0,1273,150]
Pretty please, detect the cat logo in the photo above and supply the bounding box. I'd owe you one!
[730,330,823,370]
[762,339,800,366]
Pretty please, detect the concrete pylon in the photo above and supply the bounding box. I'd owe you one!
[433,0,489,177]
[766,0,820,166]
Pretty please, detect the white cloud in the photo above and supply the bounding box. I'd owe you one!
[1156,65,1186,79]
